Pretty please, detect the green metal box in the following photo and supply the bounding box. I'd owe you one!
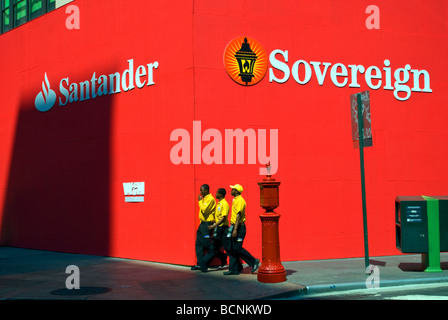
[395,196,448,253]
[396,196,428,253]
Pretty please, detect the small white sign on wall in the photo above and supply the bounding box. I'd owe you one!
[123,182,145,202]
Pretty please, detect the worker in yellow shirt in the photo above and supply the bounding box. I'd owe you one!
[191,184,216,272]
[199,188,229,272]
[224,184,260,275]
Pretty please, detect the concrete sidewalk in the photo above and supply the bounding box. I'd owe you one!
[0,246,447,300]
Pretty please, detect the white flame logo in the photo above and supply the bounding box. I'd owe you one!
[34,73,56,112]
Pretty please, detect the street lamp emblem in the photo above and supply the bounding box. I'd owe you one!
[224,36,267,86]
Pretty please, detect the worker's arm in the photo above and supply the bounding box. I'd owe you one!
[198,197,215,215]
[209,216,225,230]
[232,212,241,238]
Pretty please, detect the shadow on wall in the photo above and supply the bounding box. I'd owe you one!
[0,87,113,256]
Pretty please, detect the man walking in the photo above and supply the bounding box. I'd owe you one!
[200,188,229,272]
[191,184,216,272]
[224,184,260,275]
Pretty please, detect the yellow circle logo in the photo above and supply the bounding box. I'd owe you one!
[224,36,268,86]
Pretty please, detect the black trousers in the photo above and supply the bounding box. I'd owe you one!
[201,225,228,269]
[195,222,214,268]
[223,224,256,272]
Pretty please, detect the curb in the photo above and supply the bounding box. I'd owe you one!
[305,277,448,294]
[257,287,307,300]
[261,277,448,299]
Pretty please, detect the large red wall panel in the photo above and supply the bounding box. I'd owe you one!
[0,0,447,265]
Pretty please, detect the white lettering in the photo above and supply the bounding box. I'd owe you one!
[122,59,135,92]
[383,59,393,90]
[411,69,432,93]
[202,128,222,164]
[258,129,278,175]
[97,75,108,96]
[90,72,98,99]
[267,53,431,101]
[365,5,380,30]
[269,50,290,83]
[365,265,380,288]
[69,82,78,103]
[59,77,69,106]
[330,63,348,87]
[348,65,365,88]
[176,304,210,317]
[220,304,272,315]
[365,66,382,90]
[65,5,80,30]
[224,128,257,165]
[170,121,278,176]
[310,61,331,86]
[394,64,411,101]
[54,59,159,108]
[79,80,90,101]
[65,265,80,289]
[170,128,190,164]
[147,62,159,86]
[193,120,202,164]
[135,65,147,88]
[109,72,121,94]
[291,60,311,84]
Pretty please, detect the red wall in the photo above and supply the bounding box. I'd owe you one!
[0,0,447,265]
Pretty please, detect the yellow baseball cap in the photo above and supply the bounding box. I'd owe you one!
[230,184,243,193]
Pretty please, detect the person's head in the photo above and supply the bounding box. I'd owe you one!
[229,184,243,197]
[216,188,226,200]
[200,184,210,197]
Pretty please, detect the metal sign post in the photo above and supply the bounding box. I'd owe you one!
[351,91,372,271]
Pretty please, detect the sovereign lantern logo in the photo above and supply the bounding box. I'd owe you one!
[224,36,268,86]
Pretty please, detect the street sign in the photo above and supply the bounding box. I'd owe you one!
[350,91,372,271]
[351,90,372,148]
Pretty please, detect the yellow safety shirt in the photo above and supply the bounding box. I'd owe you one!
[215,198,230,227]
[231,195,246,225]
[198,193,216,223]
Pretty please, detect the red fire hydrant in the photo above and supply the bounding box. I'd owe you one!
[257,163,287,283]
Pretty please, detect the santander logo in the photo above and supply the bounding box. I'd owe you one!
[34,59,159,112]
[34,73,57,112]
